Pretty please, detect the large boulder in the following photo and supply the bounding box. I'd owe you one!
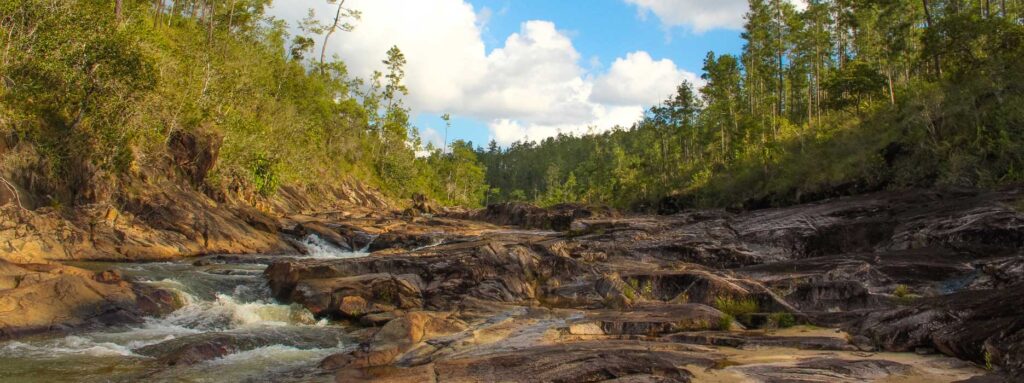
[0,260,179,339]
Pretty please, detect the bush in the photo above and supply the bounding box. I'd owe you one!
[714,296,759,318]
[717,314,735,331]
[893,284,910,298]
[768,312,796,329]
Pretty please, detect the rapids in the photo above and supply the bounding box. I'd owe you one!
[0,244,365,383]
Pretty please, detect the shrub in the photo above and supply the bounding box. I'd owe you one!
[893,284,911,298]
[714,296,759,318]
[717,314,735,331]
[768,312,796,329]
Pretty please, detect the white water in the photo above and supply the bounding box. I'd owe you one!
[0,259,348,382]
[299,234,370,259]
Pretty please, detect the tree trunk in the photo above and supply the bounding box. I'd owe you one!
[207,0,214,42]
[775,0,785,121]
[922,0,942,76]
[887,68,895,105]
[154,0,164,26]
[320,0,347,74]
[115,0,123,21]
[227,0,235,31]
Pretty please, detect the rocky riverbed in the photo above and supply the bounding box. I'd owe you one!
[1,187,1022,382]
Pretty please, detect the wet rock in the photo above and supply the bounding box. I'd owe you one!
[287,273,424,318]
[732,358,913,382]
[266,236,588,315]
[0,260,179,339]
[135,327,348,366]
[665,331,857,351]
[257,188,1024,379]
[320,311,466,370]
[425,341,714,383]
[283,220,354,252]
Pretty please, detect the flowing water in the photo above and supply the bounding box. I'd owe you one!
[0,240,366,383]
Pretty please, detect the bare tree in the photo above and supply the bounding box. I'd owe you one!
[319,0,360,74]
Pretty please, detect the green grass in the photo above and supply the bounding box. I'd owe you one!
[717,314,735,331]
[714,296,759,318]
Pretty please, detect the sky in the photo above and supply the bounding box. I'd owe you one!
[269,0,804,149]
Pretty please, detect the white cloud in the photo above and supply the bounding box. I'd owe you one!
[625,0,748,32]
[625,0,808,32]
[270,0,697,146]
[592,51,703,106]
[420,127,445,150]
[271,0,487,112]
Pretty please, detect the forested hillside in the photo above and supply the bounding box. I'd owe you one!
[0,0,487,210]
[3,0,1022,213]
[480,0,1024,210]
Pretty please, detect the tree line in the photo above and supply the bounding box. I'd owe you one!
[479,0,1024,210]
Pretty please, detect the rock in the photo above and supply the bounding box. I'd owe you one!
[451,202,613,231]
[569,304,729,337]
[785,281,887,312]
[135,327,348,366]
[665,331,858,351]
[320,311,466,370]
[287,273,424,318]
[94,269,123,284]
[732,358,913,382]
[427,341,714,382]
[339,295,370,317]
[0,260,179,339]
[167,129,221,187]
[844,284,1024,378]
[406,193,437,216]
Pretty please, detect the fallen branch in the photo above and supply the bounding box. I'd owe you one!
[0,175,25,210]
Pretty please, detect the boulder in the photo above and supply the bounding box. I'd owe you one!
[0,261,178,339]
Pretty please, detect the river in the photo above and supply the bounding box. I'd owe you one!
[0,235,363,383]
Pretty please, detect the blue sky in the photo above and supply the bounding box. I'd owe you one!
[270,0,762,149]
[415,0,746,149]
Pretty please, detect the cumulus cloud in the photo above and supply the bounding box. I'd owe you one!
[592,51,704,106]
[625,0,748,32]
[625,0,808,32]
[270,0,695,146]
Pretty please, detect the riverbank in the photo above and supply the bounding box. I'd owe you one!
[1,187,1022,381]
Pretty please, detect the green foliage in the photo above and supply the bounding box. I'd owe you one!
[893,284,911,298]
[984,350,994,371]
[1,0,489,207]
[478,1,1024,211]
[416,140,488,207]
[893,284,918,304]
[249,153,280,196]
[623,286,636,301]
[768,312,797,329]
[714,296,759,318]
[717,314,735,331]
[641,280,654,298]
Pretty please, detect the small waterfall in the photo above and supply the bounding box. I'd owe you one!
[299,234,369,259]
[358,233,379,253]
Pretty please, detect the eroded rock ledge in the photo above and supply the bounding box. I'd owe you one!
[261,188,1024,381]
